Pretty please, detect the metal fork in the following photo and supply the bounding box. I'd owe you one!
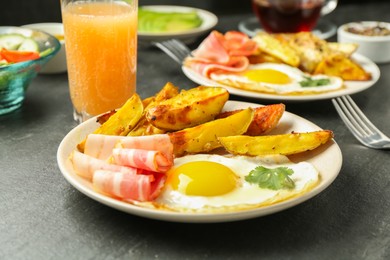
[152,39,192,65]
[332,95,390,149]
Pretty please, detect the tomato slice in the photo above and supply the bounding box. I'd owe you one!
[0,48,40,63]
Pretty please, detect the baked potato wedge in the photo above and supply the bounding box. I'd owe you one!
[146,86,229,131]
[314,54,372,81]
[77,93,144,152]
[218,130,333,156]
[327,42,358,57]
[128,82,179,136]
[152,82,180,103]
[217,104,285,136]
[169,108,254,157]
[252,32,300,67]
[92,93,143,136]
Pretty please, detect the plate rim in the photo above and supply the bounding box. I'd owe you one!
[182,53,380,101]
[57,100,342,223]
[138,5,218,38]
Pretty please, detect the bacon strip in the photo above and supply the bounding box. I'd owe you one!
[74,134,173,202]
[93,170,166,202]
[70,151,143,181]
[84,134,123,160]
[192,31,230,63]
[185,30,258,77]
[224,31,258,56]
[116,134,173,163]
[111,148,172,173]
[185,56,249,77]
[84,134,174,162]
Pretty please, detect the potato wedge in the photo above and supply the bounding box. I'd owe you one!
[146,86,229,131]
[92,93,143,136]
[128,82,179,136]
[327,42,358,57]
[286,32,331,73]
[169,108,254,157]
[153,82,180,102]
[218,130,333,156]
[217,104,285,136]
[248,51,283,64]
[252,32,300,67]
[77,94,143,152]
[314,54,372,81]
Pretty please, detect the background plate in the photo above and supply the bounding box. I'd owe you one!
[183,54,380,101]
[239,17,337,39]
[138,5,218,44]
[57,101,342,223]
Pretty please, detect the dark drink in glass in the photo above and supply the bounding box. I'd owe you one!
[252,0,325,33]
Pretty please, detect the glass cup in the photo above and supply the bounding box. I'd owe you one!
[251,0,338,33]
[61,0,138,123]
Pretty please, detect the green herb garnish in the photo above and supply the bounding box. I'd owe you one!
[299,76,331,87]
[245,166,295,190]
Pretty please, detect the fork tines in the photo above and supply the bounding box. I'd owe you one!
[153,39,191,65]
[334,95,377,136]
[332,95,390,149]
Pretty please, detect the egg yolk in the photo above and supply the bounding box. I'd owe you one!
[244,69,291,84]
[167,161,237,197]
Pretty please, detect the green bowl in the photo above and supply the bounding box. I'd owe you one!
[0,26,61,115]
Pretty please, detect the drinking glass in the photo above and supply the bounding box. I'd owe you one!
[251,0,338,33]
[61,0,138,123]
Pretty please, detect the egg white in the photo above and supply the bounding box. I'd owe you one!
[153,154,320,213]
[210,63,344,95]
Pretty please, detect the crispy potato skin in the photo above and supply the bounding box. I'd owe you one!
[327,42,358,57]
[93,93,144,136]
[146,86,229,131]
[153,82,180,102]
[252,32,370,81]
[252,32,300,67]
[169,108,254,157]
[218,130,333,156]
[77,94,144,152]
[217,104,285,136]
[128,82,179,136]
[314,54,372,81]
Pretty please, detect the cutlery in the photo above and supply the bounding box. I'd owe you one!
[153,39,191,65]
[332,95,390,149]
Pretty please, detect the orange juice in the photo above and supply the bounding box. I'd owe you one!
[62,1,137,122]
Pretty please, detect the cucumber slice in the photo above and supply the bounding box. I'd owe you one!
[18,38,39,52]
[0,34,26,50]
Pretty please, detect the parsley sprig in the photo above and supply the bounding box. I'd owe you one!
[245,166,295,190]
[299,76,331,87]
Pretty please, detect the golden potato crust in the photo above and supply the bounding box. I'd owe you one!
[146,86,229,131]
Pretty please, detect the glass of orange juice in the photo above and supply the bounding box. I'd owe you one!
[61,0,138,123]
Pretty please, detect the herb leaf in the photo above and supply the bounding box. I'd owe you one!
[299,76,331,87]
[245,166,295,190]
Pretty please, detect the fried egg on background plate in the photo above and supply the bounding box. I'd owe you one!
[151,154,320,213]
[210,63,344,95]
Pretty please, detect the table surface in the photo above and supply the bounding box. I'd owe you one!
[1,2,390,260]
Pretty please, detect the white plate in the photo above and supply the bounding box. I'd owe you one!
[57,101,342,223]
[239,17,337,40]
[138,5,218,44]
[183,53,380,101]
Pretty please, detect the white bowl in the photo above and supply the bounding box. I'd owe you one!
[338,21,390,64]
[22,23,67,74]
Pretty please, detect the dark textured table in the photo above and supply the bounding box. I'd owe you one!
[1,2,390,259]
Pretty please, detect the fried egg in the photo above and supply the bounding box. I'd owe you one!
[154,154,320,213]
[210,63,344,95]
